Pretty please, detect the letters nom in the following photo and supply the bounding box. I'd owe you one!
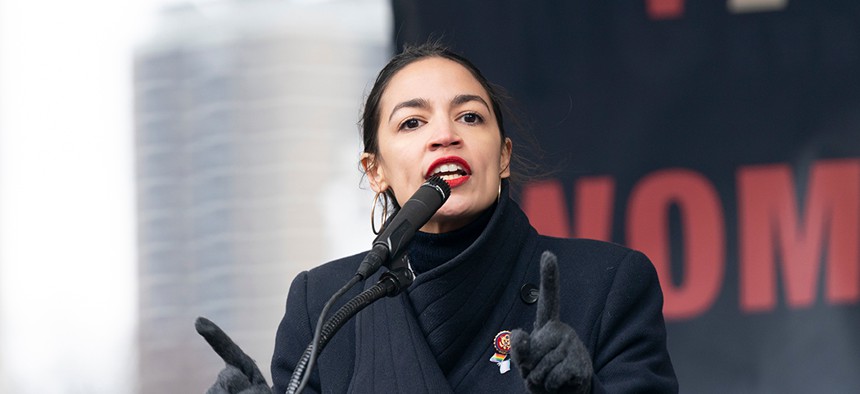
[522,159,860,321]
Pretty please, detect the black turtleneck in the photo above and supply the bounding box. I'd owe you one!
[399,202,508,376]
[406,204,495,276]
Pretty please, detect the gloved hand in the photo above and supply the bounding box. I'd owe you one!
[196,317,273,394]
[510,251,593,394]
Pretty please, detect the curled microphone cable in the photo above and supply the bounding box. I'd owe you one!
[294,273,361,394]
[286,266,414,394]
[288,176,449,393]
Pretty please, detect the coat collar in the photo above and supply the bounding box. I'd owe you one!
[348,181,541,393]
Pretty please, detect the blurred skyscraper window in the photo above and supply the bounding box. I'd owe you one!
[0,0,390,392]
[133,0,390,392]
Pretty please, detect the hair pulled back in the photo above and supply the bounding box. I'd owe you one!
[360,43,509,160]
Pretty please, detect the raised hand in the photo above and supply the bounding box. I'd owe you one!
[510,251,593,394]
[196,317,272,394]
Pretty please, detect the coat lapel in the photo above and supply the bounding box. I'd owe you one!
[348,277,454,394]
[347,183,541,393]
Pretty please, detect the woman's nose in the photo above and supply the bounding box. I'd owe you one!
[428,121,462,149]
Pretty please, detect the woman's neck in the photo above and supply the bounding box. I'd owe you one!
[407,204,495,275]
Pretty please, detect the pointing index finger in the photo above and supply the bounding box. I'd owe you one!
[535,250,561,328]
[195,317,267,385]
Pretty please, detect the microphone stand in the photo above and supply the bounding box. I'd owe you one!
[285,255,414,394]
[287,176,448,393]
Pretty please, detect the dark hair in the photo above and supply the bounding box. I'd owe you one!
[360,43,517,208]
[361,42,509,156]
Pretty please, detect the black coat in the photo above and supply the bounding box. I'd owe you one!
[271,192,678,393]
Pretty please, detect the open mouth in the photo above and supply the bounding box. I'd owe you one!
[426,157,472,187]
[430,163,468,181]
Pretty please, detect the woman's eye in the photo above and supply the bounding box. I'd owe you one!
[399,118,423,130]
[461,112,483,124]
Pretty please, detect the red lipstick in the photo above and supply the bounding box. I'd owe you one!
[426,156,472,188]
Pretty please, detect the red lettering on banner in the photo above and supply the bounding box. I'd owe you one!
[737,159,860,312]
[647,0,788,20]
[627,169,725,320]
[521,177,615,240]
[646,0,685,20]
[574,177,615,241]
[522,158,860,319]
[522,180,571,238]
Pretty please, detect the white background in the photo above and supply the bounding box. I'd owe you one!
[0,0,172,391]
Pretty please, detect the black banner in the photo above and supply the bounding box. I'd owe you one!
[393,0,860,392]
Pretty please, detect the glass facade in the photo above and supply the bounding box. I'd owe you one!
[133,1,389,391]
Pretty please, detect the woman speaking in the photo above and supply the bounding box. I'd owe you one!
[200,43,678,394]
[271,43,677,393]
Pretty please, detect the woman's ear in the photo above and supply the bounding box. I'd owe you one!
[361,152,388,192]
[500,138,513,178]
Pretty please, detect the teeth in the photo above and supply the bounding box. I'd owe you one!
[440,174,461,181]
[431,163,465,175]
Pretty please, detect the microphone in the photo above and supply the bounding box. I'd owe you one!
[355,175,451,278]
[289,177,450,394]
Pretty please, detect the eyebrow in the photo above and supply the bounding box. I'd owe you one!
[387,94,492,122]
[388,98,430,122]
[451,94,491,112]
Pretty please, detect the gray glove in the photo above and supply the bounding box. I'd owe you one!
[196,317,272,394]
[510,251,593,394]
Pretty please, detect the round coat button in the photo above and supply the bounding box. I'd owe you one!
[520,283,539,304]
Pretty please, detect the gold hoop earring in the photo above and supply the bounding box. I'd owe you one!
[497,180,502,203]
[371,191,390,235]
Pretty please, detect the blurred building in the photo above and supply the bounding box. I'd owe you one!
[133,0,390,391]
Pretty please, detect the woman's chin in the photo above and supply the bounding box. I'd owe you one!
[441,193,495,216]
[426,204,488,233]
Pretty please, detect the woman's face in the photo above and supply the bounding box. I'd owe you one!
[363,57,512,234]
